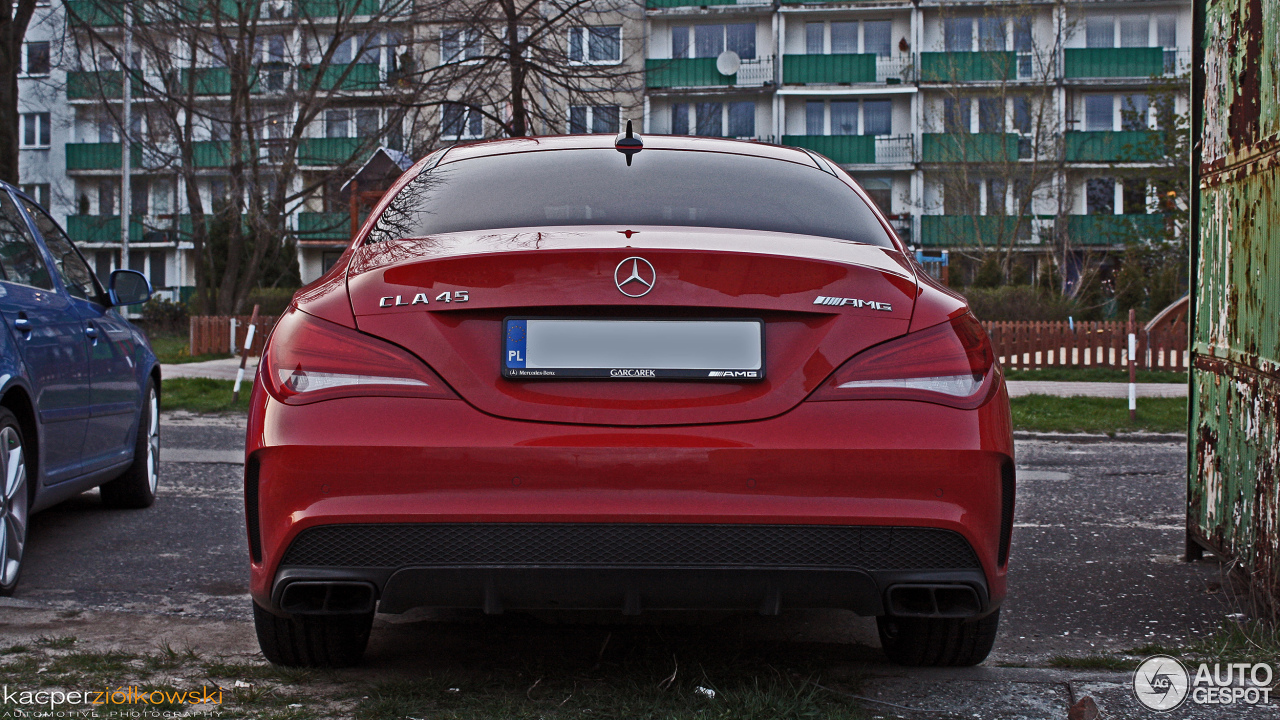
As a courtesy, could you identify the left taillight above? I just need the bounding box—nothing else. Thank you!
[261,307,455,405]
[809,312,997,408]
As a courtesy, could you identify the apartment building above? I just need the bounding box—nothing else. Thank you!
[642,0,1190,277]
[17,0,646,296]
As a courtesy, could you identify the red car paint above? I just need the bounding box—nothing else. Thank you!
[246,134,1014,617]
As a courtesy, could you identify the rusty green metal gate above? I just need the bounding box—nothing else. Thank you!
[1188,0,1280,609]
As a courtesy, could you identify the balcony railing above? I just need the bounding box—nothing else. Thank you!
[921,133,1018,163]
[875,135,914,163]
[1067,214,1168,244]
[66,143,142,171]
[1064,47,1161,79]
[646,57,773,88]
[1065,131,1166,162]
[66,215,145,243]
[920,52,1015,82]
[298,137,368,166]
[919,215,1044,247]
[298,62,381,91]
[297,212,352,239]
[781,135,874,163]
[66,70,146,100]
[783,54,875,84]
[65,0,122,26]
[647,0,769,6]
[296,0,379,16]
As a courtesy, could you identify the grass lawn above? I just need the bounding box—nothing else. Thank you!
[161,378,251,414]
[1011,395,1186,434]
[1003,367,1187,383]
[147,332,228,365]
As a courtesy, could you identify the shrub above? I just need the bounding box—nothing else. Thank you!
[140,298,189,334]
[962,285,1085,322]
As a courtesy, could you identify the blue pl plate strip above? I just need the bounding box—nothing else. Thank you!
[505,319,527,368]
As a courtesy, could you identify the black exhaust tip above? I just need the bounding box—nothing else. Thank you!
[280,581,376,615]
[885,584,981,618]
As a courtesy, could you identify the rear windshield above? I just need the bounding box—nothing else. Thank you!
[367,148,893,247]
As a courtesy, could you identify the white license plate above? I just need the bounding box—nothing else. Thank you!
[502,318,764,380]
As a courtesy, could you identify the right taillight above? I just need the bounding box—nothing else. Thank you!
[809,313,997,408]
[260,307,456,405]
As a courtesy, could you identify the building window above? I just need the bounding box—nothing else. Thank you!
[568,26,621,64]
[1085,16,1115,48]
[861,178,893,214]
[149,250,167,287]
[325,109,350,138]
[1087,177,1116,214]
[978,97,1003,133]
[568,105,619,134]
[671,103,689,134]
[978,18,1006,51]
[1120,94,1149,130]
[442,103,483,139]
[22,42,50,76]
[806,100,892,136]
[727,101,754,137]
[1122,180,1148,214]
[671,23,755,60]
[441,28,483,64]
[831,101,858,135]
[1084,95,1114,131]
[943,97,972,133]
[944,18,973,52]
[20,113,50,148]
[806,21,892,56]
[19,184,50,208]
[322,251,343,273]
[695,102,722,136]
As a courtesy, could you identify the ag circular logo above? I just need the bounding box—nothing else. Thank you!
[1134,655,1190,711]
[614,257,656,297]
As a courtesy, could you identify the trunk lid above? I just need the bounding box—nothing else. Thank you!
[347,227,918,426]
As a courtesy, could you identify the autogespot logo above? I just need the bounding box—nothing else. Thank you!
[1134,655,1191,711]
[1134,655,1275,711]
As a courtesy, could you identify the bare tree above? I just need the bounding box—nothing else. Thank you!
[413,0,645,138]
[0,0,40,183]
[68,0,433,313]
[922,3,1066,286]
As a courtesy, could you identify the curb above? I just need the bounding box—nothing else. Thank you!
[1015,431,1187,443]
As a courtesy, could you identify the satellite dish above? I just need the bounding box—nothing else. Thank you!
[716,50,741,76]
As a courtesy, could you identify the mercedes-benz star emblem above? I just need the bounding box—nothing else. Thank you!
[614,257,656,297]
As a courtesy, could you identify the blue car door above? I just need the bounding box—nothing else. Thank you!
[19,200,141,473]
[0,190,91,483]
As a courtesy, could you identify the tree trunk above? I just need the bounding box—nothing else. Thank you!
[0,0,37,184]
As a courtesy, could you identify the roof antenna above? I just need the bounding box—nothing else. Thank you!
[615,120,643,166]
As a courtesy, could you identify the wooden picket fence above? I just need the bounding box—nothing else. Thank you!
[983,320,1189,371]
[189,315,279,357]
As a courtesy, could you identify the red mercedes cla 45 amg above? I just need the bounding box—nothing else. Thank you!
[246,133,1014,668]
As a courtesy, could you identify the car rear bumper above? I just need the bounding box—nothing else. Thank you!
[246,379,1014,617]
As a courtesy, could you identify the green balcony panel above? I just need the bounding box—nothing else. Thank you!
[65,143,142,171]
[298,63,380,91]
[648,0,737,6]
[66,216,144,243]
[920,52,1015,82]
[297,0,379,16]
[297,212,352,239]
[1064,47,1164,79]
[1065,131,1165,162]
[66,71,144,100]
[1067,214,1167,244]
[299,137,369,166]
[920,215,1037,247]
[646,58,733,88]
[921,133,1018,162]
[782,54,875,84]
[781,135,874,164]
[191,141,232,168]
[66,0,123,26]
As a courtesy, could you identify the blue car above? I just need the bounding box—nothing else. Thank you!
[0,182,159,596]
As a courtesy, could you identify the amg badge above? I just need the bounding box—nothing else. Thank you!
[814,296,893,311]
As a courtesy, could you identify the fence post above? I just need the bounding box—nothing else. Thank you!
[1128,309,1137,421]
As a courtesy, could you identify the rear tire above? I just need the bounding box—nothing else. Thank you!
[253,601,373,667]
[877,609,1001,667]
[100,379,159,509]
[0,409,30,597]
